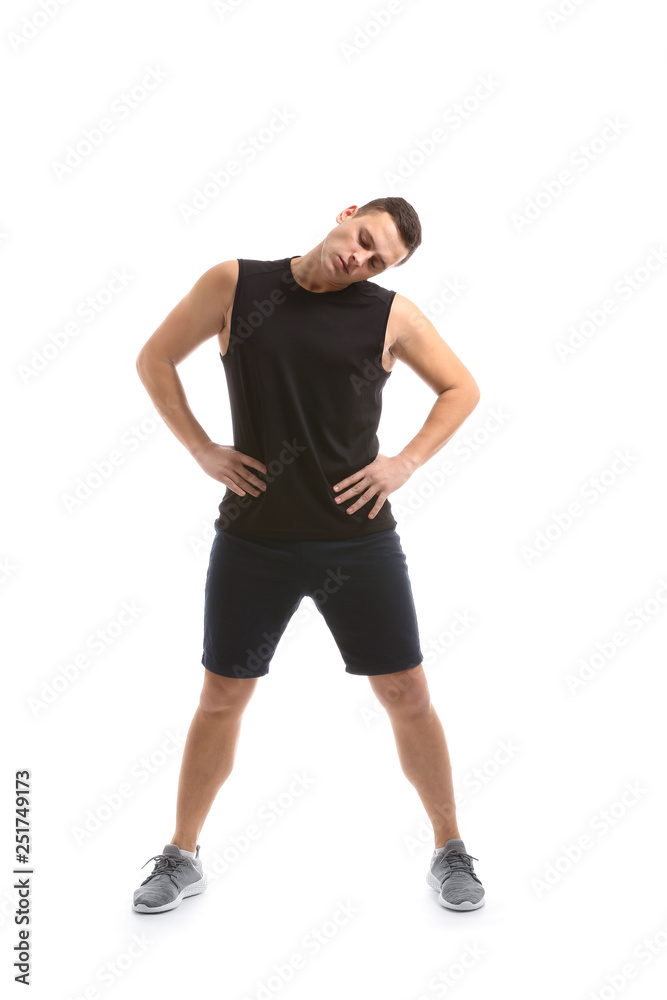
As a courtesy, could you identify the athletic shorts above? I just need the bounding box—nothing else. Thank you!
[201,525,424,678]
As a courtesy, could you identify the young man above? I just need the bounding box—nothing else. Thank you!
[132,197,485,913]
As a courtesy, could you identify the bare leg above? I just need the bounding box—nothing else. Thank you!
[170,670,259,852]
[368,664,460,848]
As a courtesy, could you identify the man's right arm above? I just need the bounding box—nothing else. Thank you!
[135,260,267,497]
[136,261,234,461]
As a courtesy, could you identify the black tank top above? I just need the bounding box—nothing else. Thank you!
[215,256,398,540]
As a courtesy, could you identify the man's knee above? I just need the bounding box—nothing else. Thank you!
[369,663,430,714]
[199,669,258,713]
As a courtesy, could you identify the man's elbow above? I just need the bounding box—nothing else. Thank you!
[135,346,163,383]
[135,348,151,382]
[462,378,481,411]
[136,346,168,374]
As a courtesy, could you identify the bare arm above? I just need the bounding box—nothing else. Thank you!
[135,260,267,497]
[389,293,481,472]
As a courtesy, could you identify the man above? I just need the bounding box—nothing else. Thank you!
[132,196,485,914]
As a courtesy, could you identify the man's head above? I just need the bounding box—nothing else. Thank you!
[316,197,422,286]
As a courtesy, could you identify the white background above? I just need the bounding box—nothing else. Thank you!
[2,0,667,997]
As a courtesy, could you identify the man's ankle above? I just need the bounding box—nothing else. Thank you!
[170,836,198,853]
[434,834,461,850]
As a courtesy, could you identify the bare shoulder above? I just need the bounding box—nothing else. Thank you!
[182,258,240,324]
[386,292,437,349]
[386,292,480,396]
[205,259,240,328]
[137,259,240,367]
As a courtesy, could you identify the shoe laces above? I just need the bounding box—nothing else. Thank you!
[440,850,482,885]
[139,852,191,888]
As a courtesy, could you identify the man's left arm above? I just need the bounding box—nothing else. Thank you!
[332,293,481,519]
[389,293,480,472]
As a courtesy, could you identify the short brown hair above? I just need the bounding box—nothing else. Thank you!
[353,196,422,267]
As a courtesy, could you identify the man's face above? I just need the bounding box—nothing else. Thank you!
[321,207,409,284]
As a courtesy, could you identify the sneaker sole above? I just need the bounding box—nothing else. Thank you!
[426,870,485,910]
[133,873,209,913]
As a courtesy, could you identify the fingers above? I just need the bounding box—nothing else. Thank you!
[344,488,377,514]
[240,476,266,497]
[335,479,377,514]
[333,469,364,492]
[239,463,267,494]
[238,452,267,475]
[232,451,268,496]
[226,464,267,498]
[222,476,246,497]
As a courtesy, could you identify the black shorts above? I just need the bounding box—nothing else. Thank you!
[201,525,424,678]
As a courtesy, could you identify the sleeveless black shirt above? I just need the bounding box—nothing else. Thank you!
[214,256,398,540]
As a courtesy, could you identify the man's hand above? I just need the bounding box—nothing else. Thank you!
[332,453,415,519]
[194,442,267,497]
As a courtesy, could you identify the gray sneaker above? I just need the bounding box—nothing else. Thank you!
[426,838,485,910]
[133,843,209,913]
